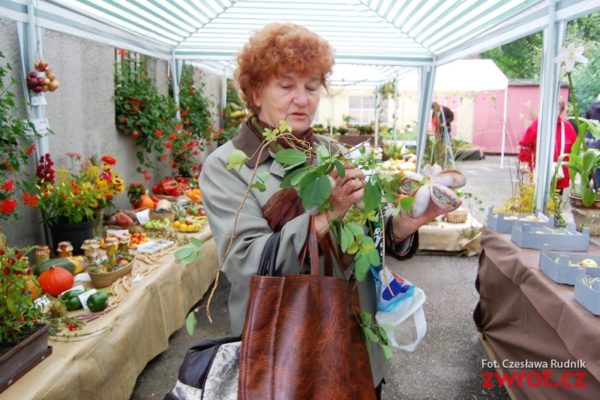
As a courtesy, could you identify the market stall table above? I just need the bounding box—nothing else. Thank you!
[475,227,600,400]
[1,228,218,400]
[418,213,482,255]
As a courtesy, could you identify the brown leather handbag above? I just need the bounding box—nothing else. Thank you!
[238,218,376,400]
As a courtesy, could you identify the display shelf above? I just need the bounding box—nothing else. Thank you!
[486,208,553,234]
[539,251,600,285]
[574,268,600,316]
[511,223,589,251]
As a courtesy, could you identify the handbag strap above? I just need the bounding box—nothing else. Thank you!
[257,231,282,276]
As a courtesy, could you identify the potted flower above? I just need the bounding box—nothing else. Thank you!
[0,245,50,392]
[24,153,125,252]
[555,44,600,234]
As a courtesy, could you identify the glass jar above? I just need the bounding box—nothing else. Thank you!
[57,241,73,257]
[35,245,51,266]
[118,235,131,256]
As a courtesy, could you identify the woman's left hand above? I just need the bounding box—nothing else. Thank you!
[390,197,462,243]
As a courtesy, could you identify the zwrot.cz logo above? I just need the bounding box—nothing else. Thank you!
[481,359,587,390]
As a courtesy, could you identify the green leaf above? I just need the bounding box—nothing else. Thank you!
[226,149,247,170]
[381,344,393,360]
[175,245,194,261]
[316,144,330,163]
[364,179,382,213]
[262,128,278,141]
[281,168,306,189]
[185,312,197,335]
[378,325,390,343]
[347,241,359,255]
[251,181,266,192]
[583,187,596,207]
[400,196,414,211]
[299,175,332,209]
[363,326,379,343]
[359,311,372,327]
[182,252,200,265]
[355,254,371,281]
[278,120,292,133]
[367,249,381,267]
[334,159,346,179]
[188,238,203,247]
[346,221,365,237]
[274,148,307,167]
[340,225,353,252]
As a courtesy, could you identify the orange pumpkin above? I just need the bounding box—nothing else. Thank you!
[38,266,74,297]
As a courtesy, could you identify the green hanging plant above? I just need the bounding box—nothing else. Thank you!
[114,52,177,176]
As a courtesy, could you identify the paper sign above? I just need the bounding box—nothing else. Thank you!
[34,295,51,309]
[78,288,97,311]
[74,273,92,283]
[135,208,151,224]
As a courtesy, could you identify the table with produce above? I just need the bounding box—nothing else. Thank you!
[1,181,219,400]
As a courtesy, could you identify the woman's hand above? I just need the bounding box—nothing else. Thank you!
[391,197,462,243]
[314,163,365,237]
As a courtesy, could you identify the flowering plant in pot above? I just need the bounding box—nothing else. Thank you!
[25,153,125,251]
[0,245,50,392]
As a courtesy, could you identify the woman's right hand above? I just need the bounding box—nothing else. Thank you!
[326,163,366,221]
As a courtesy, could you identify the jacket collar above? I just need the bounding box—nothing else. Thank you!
[232,121,269,168]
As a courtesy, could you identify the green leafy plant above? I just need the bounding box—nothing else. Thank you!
[0,51,39,221]
[555,44,600,206]
[114,52,177,174]
[0,246,43,346]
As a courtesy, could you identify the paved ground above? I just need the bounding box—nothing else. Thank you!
[131,156,523,400]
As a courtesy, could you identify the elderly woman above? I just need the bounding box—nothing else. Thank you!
[200,23,448,398]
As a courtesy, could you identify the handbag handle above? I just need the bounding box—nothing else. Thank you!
[257,231,282,276]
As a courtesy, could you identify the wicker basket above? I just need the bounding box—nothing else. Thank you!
[89,261,133,288]
[150,210,175,222]
[445,208,468,224]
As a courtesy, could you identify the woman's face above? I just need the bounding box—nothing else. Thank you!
[254,74,321,133]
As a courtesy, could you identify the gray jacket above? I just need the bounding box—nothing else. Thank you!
[200,123,414,386]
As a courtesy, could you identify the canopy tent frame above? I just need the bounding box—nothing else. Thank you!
[2,0,600,212]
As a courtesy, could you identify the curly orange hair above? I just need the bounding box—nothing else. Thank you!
[235,23,335,115]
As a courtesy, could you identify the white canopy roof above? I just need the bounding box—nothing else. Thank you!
[2,0,599,83]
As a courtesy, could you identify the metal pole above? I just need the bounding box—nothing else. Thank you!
[170,55,182,120]
[220,75,227,130]
[534,0,566,213]
[393,73,399,144]
[500,87,509,168]
[416,65,437,171]
[374,90,380,149]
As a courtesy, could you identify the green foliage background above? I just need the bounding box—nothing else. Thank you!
[481,12,600,115]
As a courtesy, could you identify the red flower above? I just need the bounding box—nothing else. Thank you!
[154,129,164,138]
[22,192,39,208]
[160,154,168,161]
[165,141,173,150]
[117,49,128,56]
[26,143,36,155]
[175,123,183,132]
[67,322,78,331]
[1,179,15,192]
[142,170,152,182]
[180,109,189,117]
[171,162,178,169]
[168,133,177,141]
[0,198,17,214]
[101,155,117,165]
[206,126,212,132]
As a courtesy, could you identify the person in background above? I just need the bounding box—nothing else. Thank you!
[584,98,600,188]
[431,101,454,138]
[518,98,577,192]
[199,23,455,399]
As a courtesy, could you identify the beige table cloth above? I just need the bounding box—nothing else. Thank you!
[1,229,218,400]
[418,213,483,255]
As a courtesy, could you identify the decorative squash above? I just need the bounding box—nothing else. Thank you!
[24,276,40,300]
[138,194,156,210]
[38,266,74,297]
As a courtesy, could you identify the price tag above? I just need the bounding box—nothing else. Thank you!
[135,208,151,224]
[78,288,97,311]
[34,295,51,309]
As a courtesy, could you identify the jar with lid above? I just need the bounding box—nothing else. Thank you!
[57,241,73,257]
[35,245,51,266]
